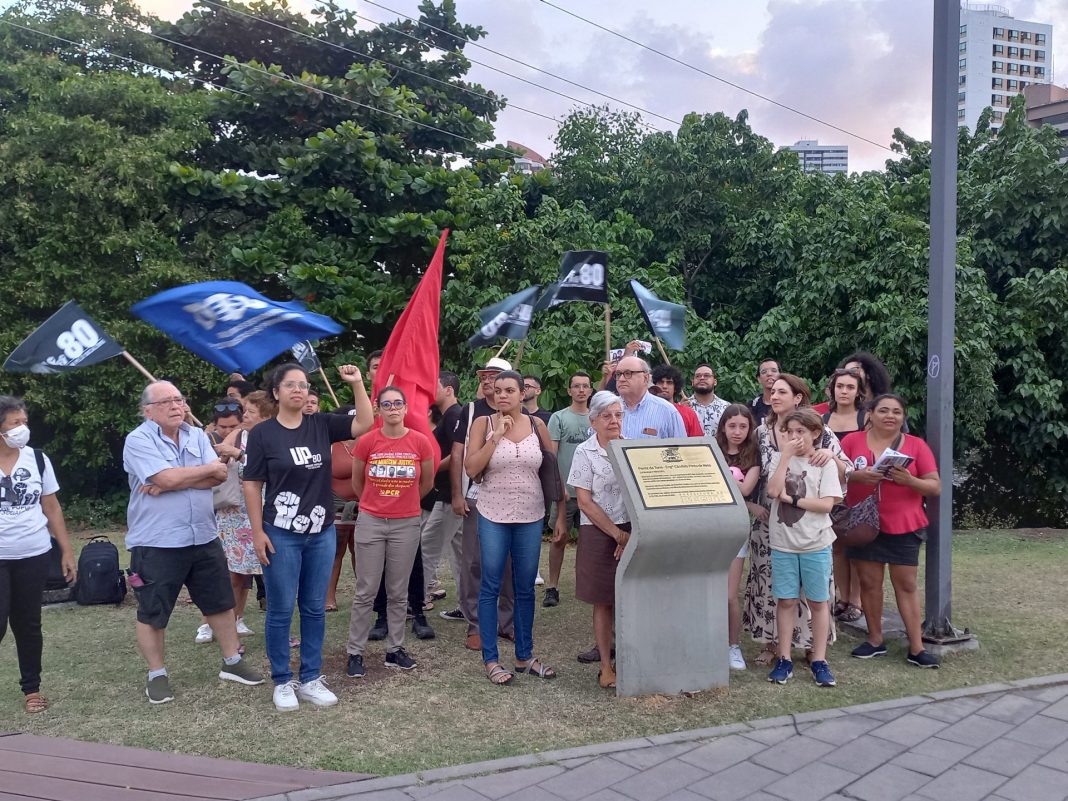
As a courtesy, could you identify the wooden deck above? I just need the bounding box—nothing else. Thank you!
[0,732,370,800]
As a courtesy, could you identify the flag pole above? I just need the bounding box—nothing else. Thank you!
[654,337,672,366]
[603,305,612,363]
[121,351,204,427]
[318,367,340,407]
[514,340,526,368]
[494,340,512,359]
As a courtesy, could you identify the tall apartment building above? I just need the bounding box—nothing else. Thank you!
[783,140,849,174]
[958,3,1053,135]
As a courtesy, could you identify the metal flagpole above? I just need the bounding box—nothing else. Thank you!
[923,0,972,649]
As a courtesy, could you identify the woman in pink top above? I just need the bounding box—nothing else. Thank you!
[466,371,566,685]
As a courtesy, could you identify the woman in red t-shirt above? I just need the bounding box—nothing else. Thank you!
[840,394,941,668]
[344,387,434,677]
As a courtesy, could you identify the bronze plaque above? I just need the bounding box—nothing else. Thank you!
[622,443,734,509]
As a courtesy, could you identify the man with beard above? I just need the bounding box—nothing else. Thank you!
[688,363,731,436]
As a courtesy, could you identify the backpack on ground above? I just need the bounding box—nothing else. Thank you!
[74,536,127,606]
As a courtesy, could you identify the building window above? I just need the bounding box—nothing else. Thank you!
[1008,47,1019,57]
[1036,67,1046,77]
[991,94,1002,106]
[960,75,967,86]
[1036,33,1046,45]
[993,44,1005,55]
[1037,50,1046,61]
[1007,79,1017,90]
[1008,63,1019,74]
[1021,48,1031,59]
[992,61,1004,72]
[959,41,967,53]
[957,109,966,120]
[993,111,1004,121]
[1020,31,1031,42]
[1019,81,1028,90]
[991,126,999,135]
[1008,29,1019,41]
[993,27,1005,37]
[1020,65,1031,75]
[959,58,967,70]
[960,24,967,37]
[959,91,966,103]
[992,78,1004,89]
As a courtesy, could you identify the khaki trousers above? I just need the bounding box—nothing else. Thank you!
[347,512,421,655]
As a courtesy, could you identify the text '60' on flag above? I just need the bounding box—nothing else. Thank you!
[630,280,686,351]
[3,301,124,374]
[131,282,343,374]
[468,286,541,348]
[554,250,609,304]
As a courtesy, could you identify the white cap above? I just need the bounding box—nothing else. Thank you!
[480,357,512,372]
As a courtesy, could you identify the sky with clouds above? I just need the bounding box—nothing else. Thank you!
[60,1,1068,171]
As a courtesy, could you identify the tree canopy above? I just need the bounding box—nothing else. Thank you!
[1,0,1066,524]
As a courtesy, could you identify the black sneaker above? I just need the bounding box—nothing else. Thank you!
[439,607,464,621]
[851,641,888,659]
[543,587,560,608]
[145,674,175,704]
[346,654,365,678]
[412,615,436,640]
[368,617,388,641]
[907,650,941,669]
[385,647,417,671]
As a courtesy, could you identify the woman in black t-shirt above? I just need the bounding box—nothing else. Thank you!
[242,363,373,712]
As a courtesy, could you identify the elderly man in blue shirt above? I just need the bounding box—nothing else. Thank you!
[124,381,264,704]
[613,356,687,440]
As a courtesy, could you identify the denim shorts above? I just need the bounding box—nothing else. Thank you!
[770,546,832,602]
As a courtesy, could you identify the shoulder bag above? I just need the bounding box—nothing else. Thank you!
[832,432,902,547]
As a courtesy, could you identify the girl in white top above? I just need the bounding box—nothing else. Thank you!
[0,396,76,714]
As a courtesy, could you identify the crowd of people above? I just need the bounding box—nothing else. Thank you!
[0,344,943,712]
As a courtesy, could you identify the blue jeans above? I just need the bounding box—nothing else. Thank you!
[260,522,335,685]
[477,514,542,665]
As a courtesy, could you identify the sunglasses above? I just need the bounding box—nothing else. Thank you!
[214,402,242,413]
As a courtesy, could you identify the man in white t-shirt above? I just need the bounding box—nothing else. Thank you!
[688,363,730,436]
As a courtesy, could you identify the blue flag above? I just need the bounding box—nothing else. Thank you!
[630,280,686,351]
[468,286,541,348]
[131,282,343,374]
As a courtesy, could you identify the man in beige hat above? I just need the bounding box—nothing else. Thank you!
[446,357,516,650]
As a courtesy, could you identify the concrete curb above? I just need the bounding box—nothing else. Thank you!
[263,672,1068,800]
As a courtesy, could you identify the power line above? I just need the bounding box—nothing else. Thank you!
[344,0,680,128]
[80,10,525,161]
[537,0,895,152]
[196,0,563,125]
[0,16,253,99]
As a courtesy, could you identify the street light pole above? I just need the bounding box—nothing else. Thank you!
[924,0,971,647]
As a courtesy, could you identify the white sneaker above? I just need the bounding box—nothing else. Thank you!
[534,573,545,586]
[296,676,338,707]
[729,644,747,671]
[273,681,300,712]
[195,623,213,644]
[235,617,253,637]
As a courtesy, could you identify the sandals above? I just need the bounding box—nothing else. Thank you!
[24,693,49,714]
[598,667,617,689]
[514,657,557,679]
[832,600,849,618]
[325,603,338,612]
[486,664,514,685]
[755,646,777,666]
[838,603,863,622]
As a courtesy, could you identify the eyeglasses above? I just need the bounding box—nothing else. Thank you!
[379,400,406,410]
[214,402,241,413]
[758,367,780,376]
[147,396,186,407]
[615,369,649,381]
[523,383,540,390]
[694,372,715,379]
[280,380,310,390]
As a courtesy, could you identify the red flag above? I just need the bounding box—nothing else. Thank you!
[371,230,448,467]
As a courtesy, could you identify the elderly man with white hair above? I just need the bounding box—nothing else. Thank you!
[123,380,264,705]
[612,356,687,440]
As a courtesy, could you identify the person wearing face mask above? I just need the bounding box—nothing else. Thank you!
[0,396,76,714]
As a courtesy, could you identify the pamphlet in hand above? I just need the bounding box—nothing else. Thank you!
[872,449,914,475]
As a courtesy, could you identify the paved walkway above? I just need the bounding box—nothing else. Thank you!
[251,673,1068,801]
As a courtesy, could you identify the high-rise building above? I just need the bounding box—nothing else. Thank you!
[958,3,1053,136]
[782,140,849,174]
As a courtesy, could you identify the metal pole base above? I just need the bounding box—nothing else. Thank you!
[923,619,981,656]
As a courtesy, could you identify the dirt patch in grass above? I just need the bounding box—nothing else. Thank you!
[2,528,1066,775]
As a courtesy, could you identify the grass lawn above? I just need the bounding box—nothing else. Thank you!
[2,528,1066,776]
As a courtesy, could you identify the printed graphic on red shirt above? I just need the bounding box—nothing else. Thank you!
[365,450,420,498]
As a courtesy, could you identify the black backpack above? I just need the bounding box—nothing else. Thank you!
[74,536,127,606]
